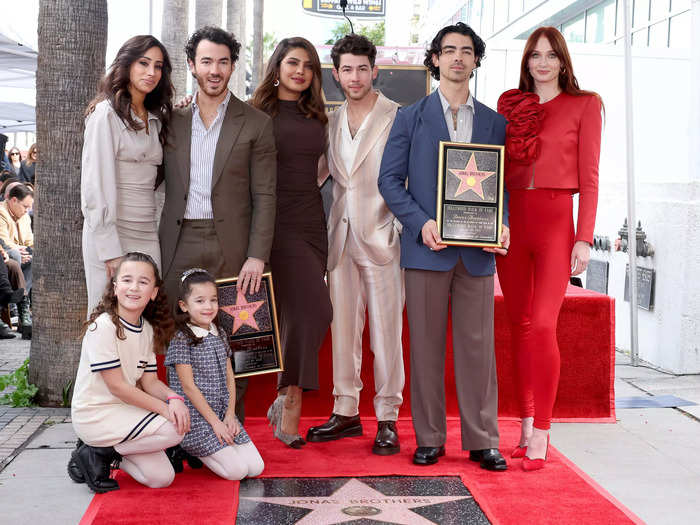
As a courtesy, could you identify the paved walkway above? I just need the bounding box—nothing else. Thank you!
[1,338,699,524]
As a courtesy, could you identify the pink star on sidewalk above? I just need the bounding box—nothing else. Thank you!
[448,152,495,200]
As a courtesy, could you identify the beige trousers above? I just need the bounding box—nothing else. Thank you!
[328,227,404,421]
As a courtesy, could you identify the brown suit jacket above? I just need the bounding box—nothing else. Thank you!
[323,92,400,271]
[159,94,277,277]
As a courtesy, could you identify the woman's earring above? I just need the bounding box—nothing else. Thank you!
[273,79,280,87]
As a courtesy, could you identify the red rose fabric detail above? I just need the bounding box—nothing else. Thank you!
[497,89,544,165]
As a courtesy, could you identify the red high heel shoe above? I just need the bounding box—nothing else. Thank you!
[522,436,549,471]
[511,445,527,459]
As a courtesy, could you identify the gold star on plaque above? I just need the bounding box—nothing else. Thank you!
[449,152,495,200]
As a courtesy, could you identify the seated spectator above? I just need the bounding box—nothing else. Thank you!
[0,134,9,172]
[19,144,37,185]
[0,246,28,339]
[0,171,14,185]
[7,147,22,177]
[0,185,33,305]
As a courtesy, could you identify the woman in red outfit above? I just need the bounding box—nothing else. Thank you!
[496,27,602,471]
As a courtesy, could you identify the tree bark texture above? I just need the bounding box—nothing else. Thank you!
[195,0,223,28]
[226,0,246,98]
[161,0,189,99]
[30,0,108,404]
[251,0,264,92]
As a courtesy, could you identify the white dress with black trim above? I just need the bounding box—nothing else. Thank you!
[71,312,168,447]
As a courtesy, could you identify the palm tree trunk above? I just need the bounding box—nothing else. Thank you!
[195,0,223,28]
[251,0,264,92]
[161,0,189,100]
[226,0,246,98]
[30,0,108,405]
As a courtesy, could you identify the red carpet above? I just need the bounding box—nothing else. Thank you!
[81,418,641,525]
[157,281,615,421]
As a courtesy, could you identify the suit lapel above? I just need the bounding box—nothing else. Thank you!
[176,109,193,191]
[329,103,349,181]
[211,96,245,190]
[471,98,492,144]
[420,90,450,146]
[349,93,393,176]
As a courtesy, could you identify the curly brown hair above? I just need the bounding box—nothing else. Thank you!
[83,252,174,354]
[250,37,328,124]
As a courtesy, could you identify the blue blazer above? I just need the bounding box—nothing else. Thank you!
[378,90,508,275]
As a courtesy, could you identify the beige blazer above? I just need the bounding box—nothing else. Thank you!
[0,201,33,250]
[323,92,400,271]
[159,95,277,277]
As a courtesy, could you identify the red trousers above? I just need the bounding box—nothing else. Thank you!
[496,189,574,430]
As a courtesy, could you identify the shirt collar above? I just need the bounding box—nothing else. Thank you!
[192,90,232,115]
[437,87,474,116]
[188,323,220,338]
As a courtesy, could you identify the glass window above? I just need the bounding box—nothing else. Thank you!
[562,12,586,43]
[494,2,508,30]
[586,0,616,43]
[670,0,690,11]
[650,0,670,20]
[668,10,691,47]
[647,20,669,46]
[634,0,650,27]
[632,28,648,46]
[509,0,523,20]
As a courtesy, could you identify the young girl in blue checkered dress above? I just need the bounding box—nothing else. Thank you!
[164,268,264,480]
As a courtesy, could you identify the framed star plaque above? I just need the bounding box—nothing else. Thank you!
[216,273,284,378]
[436,141,505,247]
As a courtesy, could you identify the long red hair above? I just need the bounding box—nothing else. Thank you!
[519,27,601,104]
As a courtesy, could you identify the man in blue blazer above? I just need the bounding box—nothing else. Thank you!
[378,22,510,471]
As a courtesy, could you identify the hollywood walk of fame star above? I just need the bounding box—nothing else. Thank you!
[448,152,495,200]
[220,290,264,334]
[241,477,472,525]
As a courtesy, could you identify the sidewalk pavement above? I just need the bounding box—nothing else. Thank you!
[1,338,699,524]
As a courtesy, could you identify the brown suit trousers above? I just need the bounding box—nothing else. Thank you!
[405,260,499,450]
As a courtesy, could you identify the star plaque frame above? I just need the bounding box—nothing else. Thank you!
[216,273,283,378]
[436,141,505,247]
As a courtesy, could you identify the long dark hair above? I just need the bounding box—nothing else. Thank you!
[250,37,328,124]
[173,268,226,347]
[86,35,173,145]
[519,27,601,104]
[84,252,174,354]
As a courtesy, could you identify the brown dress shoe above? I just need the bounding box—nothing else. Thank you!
[306,413,362,442]
[373,421,400,455]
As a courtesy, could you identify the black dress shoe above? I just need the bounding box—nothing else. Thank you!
[67,439,85,483]
[74,444,121,493]
[306,413,362,443]
[469,448,507,471]
[373,421,400,456]
[413,445,445,465]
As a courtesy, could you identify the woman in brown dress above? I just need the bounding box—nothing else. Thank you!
[251,37,332,448]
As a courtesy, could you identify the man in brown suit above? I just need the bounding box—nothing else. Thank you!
[159,27,276,418]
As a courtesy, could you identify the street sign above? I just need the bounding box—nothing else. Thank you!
[302,0,386,18]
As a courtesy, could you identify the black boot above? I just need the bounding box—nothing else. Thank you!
[74,443,121,493]
[16,295,31,340]
[166,445,203,473]
[0,319,15,339]
[67,439,85,483]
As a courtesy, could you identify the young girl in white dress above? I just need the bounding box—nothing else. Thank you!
[165,268,264,480]
[69,252,190,493]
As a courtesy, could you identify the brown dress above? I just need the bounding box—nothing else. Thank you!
[270,100,332,391]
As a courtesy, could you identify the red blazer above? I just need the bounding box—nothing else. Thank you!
[502,92,602,244]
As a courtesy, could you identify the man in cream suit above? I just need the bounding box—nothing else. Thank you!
[306,35,404,455]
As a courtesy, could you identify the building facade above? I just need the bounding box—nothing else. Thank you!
[414,0,699,373]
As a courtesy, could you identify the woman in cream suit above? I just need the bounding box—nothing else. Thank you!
[81,35,173,313]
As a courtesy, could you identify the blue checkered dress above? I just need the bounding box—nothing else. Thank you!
[165,329,251,457]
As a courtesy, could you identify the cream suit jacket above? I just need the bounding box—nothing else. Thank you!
[324,92,400,271]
